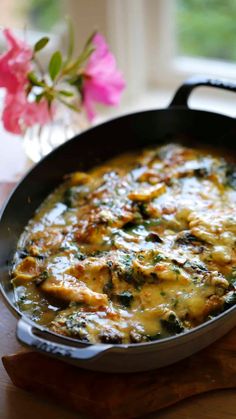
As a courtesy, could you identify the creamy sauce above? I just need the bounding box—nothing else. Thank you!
[12,143,236,344]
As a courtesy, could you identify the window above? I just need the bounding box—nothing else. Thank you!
[64,0,236,115]
[0,0,63,33]
[1,0,235,97]
[0,0,235,107]
[177,0,236,61]
[147,0,236,88]
[0,0,64,65]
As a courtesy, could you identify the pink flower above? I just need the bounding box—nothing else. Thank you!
[82,33,125,121]
[0,29,32,94]
[0,29,51,134]
[2,91,52,134]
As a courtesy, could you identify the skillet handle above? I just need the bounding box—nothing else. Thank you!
[17,317,112,361]
[169,76,236,108]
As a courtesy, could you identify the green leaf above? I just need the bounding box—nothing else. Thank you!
[58,89,74,97]
[59,98,80,113]
[67,45,95,76]
[49,51,62,81]
[78,45,95,65]
[27,71,45,87]
[68,75,83,91]
[35,93,44,103]
[84,30,96,49]
[34,37,49,53]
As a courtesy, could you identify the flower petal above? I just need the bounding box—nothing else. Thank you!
[0,29,32,94]
[2,91,52,134]
[2,92,24,134]
[82,33,125,121]
[24,100,52,127]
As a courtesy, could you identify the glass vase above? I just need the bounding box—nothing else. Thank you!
[23,106,89,163]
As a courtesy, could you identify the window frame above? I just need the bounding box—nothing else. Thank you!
[145,0,236,88]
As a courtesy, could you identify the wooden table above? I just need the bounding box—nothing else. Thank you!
[0,182,235,419]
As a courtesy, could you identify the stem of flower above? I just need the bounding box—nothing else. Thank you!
[32,54,45,79]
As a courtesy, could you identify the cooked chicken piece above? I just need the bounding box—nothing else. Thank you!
[128,183,166,202]
[68,257,111,293]
[40,275,108,306]
[188,209,236,246]
[26,228,63,256]
[66,171,91,186]
[75,204,134,244]
[12,256,41,285]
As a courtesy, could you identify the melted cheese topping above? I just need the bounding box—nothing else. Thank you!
[12,143,236,344]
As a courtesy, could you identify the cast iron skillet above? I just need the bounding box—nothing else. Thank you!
[1,76,236,373]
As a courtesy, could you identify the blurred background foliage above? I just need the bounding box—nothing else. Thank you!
[2,0,236,63]
[29,0,236,63]
[24,0,62,31]
[177,0,236,61]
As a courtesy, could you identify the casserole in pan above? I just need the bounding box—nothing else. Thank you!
[0,76,236,372]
